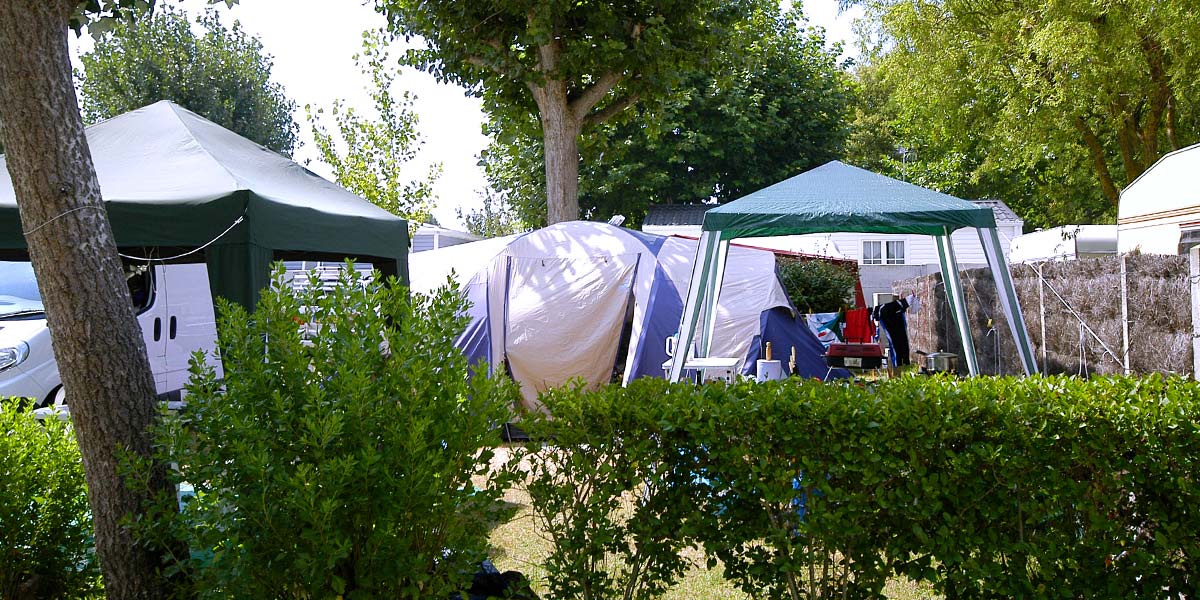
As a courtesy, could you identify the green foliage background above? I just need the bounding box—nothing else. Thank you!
[844,0,1200,228]
[378,0,770,224]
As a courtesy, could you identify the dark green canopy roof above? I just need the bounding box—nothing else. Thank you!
[0,101,408,309]
[703,161,996,239]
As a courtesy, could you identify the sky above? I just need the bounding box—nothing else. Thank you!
[70,0,864,229]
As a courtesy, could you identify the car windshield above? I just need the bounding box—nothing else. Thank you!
[0,261,43,318]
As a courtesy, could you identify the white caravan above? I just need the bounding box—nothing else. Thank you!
[0,261,221,410]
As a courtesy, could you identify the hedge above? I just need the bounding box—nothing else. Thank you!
[515,375,1200,599]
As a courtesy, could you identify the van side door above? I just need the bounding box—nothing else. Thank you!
[160,263,220,394]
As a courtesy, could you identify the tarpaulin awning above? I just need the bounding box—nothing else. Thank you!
[0,101,408,310]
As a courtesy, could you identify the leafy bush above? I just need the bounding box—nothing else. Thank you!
[524,375,1200,599]
[137,266,519,598]
[516,380,705,600]
[0,399,99,599]
[775,257,858,313]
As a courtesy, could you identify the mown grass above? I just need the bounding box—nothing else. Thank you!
[486,474,940,600]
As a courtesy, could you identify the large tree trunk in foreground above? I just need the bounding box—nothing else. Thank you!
[0,2,171,598]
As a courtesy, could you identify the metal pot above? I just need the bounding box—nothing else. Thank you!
[925,351,959,374]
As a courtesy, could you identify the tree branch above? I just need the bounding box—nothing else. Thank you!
[1139,32,1173,158]
[1073,116,1120,206]
[570,71,624,120]
[582,92,639,129]
[466,39,510,76]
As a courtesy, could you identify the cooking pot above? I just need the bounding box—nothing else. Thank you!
[925,351,959,374]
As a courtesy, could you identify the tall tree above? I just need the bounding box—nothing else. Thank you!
[481,5,851,227]
[0,1,176,598]
[842,63,1094,229]
[377,0,765,224]
[79,5,298,155]
[307,30,440,223]
[854,0,1200,219]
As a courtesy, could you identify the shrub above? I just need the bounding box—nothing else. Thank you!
[775,257,858,313]
[516,379,706,600]
[137,266,519,598]
[524,375,1200,599]
[686,380,895,599]
[0,399,99,599]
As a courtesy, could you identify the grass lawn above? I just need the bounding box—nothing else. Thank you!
[484,450,940,600]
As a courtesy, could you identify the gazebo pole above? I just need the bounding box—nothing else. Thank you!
[978,227,1039,374]
[670,231,722,382]
[935,231,980,375]
[697,239,731,358]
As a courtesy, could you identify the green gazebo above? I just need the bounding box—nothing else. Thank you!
[668,161,1037,379]
[0,101,408,311]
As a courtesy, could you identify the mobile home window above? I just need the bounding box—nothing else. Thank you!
[861,240,905,265]
[862,241,882,264]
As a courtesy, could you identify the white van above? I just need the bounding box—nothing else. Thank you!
[0,261,222,410]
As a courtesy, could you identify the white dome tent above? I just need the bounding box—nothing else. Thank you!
[409,221,835,409]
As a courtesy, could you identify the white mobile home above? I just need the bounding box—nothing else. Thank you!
[1118,143,1200,255]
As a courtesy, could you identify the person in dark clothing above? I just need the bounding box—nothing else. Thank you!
[873,298,911,366]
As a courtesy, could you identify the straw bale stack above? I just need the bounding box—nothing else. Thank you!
[893,254,1190,376]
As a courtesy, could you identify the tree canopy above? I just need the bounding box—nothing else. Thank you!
[376,0,765,224]
[842,64,1088,229]
[78,5,298,155]
[480,5,851,228]
[849,0,1200,225]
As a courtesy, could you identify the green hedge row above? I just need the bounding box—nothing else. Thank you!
[515,375,1200,599]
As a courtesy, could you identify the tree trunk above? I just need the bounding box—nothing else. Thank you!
[536,80,582,224]
[1073,116,1121,207]
[0,2,172,599]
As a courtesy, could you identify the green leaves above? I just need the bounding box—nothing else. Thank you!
[524,374,1200,599]
[848,0,1200,226]
[307,30,440,224]
[776,257,859,313]
[77,4,299,156]
[0,399,100,599]
[134,264,519,598]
